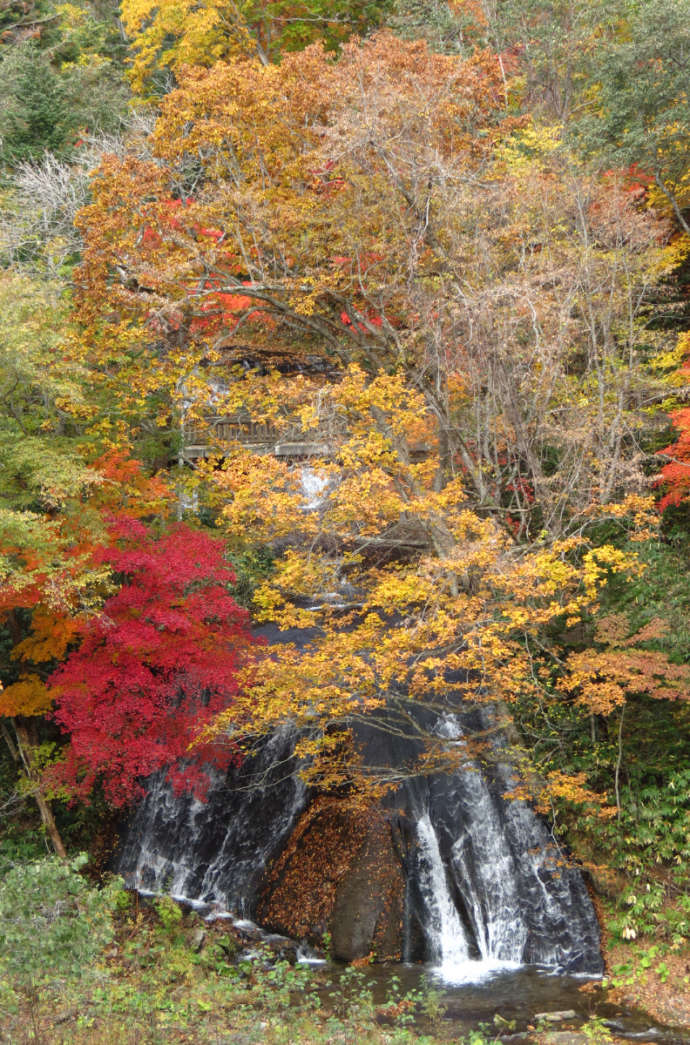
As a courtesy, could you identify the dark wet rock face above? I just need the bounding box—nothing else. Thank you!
[116,725,307,916]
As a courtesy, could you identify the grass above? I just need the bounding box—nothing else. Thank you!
[2,866,687,1045]
[0,894,455,1045]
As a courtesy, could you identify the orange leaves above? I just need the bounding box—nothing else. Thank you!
[562,613,690,715]
[67,33,527,479]
[324,33,505,149]
[90,451,171,519]
[0,675,51,717]
[102,34,506,328]
[12,609,80,666]
[563,647,690,714]
[0,607,81,719]
[535,771,617,820]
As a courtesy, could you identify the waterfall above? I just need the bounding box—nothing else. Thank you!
[415,813,473,969]
[117,725,307,915]
[405,708,603,979]
[299,465,330,511]
[117,641,603,979]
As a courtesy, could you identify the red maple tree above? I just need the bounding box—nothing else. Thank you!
[48,516,256,807]
[657,406,690,512]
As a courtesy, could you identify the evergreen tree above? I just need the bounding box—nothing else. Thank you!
[0,45,73,166]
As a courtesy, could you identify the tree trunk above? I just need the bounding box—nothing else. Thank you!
[13,719,67,859]
[1,718,20,761]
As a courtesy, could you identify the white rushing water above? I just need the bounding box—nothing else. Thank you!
[415,814,472,965]
[409,711,601,983]
[300,466,330,511]
[118,683,603,981]
[415,811,521,984]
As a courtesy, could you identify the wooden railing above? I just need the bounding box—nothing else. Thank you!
[180,414,331,461]
[180,413,430,464]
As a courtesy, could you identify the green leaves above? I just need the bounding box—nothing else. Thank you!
[0,44,73,167]
[0,0,129,173]
[0,853,121,994]
[0,271,101,599]
[572,0,690,227]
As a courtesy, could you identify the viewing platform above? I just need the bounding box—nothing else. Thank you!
[179,414,332,463]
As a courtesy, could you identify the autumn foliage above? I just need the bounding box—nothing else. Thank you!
[47,517,255,807]
[656,334,690,511]
[1,6,688,864]
[71,33,512,436]
[54,30,688,815]
[1,449,256,807]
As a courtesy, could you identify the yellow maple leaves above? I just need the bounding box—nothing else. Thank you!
[197,363,664,789]
[58,22,687,808]
[121,0,255,96]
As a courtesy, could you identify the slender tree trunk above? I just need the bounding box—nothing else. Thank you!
[614,707,625,824]
[1,718,20,761]
[13,719,67,859]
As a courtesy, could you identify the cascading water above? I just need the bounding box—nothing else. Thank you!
[435,714,526,962]
[299,465,330,511]
[117,725,307,915]
[117,632,603,978]
[414,813,474,969]
[402,707,603,979]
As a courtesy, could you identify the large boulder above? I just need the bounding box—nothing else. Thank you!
[257,795,405,961]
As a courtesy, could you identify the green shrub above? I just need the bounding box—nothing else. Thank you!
[0,852,121,998]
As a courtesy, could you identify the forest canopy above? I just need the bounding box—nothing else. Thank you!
[0,0,688,938]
